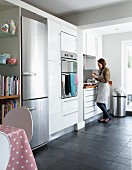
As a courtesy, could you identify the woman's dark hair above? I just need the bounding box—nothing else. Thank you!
[98,58,106,68]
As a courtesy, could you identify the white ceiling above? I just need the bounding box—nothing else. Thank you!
[20,0,132,35]
[90,22,132,35]
[21,0,130,16]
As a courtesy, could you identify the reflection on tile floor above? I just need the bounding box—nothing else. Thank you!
[33,116,132,170]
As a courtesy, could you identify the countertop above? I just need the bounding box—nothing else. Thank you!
[83,85,96,89]
[83,81,112,89]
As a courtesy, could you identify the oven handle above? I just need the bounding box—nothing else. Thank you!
[61,58,77,62]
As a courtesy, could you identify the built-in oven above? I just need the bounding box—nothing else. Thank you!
[61,51,78,99]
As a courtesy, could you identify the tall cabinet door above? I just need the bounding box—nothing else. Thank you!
[86,32,96,57]
[48,61,62,134]
[48,20,60,62]
[61,32,77,53]
[48,20,62,135]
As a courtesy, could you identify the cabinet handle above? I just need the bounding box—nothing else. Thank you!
[63,98,77,102]
[85,105,95,109]
[61,59,77,62]
[63,111,77,116]
[85,110,96,114]
[22,72,36,76]
[27,107,36,111]
[85,95,95,97]
[85,100,95,103]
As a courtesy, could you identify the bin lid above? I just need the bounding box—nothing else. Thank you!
[113,87,126,97]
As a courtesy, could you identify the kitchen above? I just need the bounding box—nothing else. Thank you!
[0,0,132,169]
[0,0,79,149]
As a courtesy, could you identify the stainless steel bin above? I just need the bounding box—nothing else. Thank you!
[112,88,127,117]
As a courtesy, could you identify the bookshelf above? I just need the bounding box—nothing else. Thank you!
[0,7,20,124]
[0,63,17,66]
[0,75,20,124]
[0,31,18,39]
[0,97,20,124]
[0,95,19,100]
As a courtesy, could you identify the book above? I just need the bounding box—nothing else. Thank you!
[1,104,4,124]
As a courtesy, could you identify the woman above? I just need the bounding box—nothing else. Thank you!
[92,58,111,123]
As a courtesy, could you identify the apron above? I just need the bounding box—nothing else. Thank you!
[96,69,110,104]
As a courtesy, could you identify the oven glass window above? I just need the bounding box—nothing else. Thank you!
[61,59,78,99]
[62,60,77,73]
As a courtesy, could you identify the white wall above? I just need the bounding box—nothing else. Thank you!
[103,32,132,92]
[62,1,132,29]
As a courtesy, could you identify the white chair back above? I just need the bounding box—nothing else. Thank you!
[4,107,33,142]
[0,131,10,170]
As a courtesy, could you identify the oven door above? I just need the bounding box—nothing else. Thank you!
[61,59,77,73]
[61,58,78,99]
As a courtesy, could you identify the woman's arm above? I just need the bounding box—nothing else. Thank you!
[98,67,110,83]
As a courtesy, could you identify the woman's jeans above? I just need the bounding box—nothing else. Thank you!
[97,102,110,119]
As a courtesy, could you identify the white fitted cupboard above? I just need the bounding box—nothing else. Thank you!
[84,87,111,120]
[83,30,102,58]
[83,30,102,70]
[48,19,78,135]
[48,20,62,135]
[48,20,61,62]
[84,88,97,120]
[62,97,78,129]
[48,61,62,135]
[61,32,77,53]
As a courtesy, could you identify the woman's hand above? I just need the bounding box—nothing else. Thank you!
[92,73,98,79]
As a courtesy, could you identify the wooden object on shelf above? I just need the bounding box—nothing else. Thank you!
[0,95,20,100]
[83,83,97,89]
[84,86,96,89]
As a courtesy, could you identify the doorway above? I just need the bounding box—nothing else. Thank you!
[122,40,132,110]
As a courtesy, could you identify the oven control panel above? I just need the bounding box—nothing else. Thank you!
[61,51,77,60]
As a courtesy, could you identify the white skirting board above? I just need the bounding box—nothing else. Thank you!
[49,126,74,141]
[74,121,85,130]
[49,114,103,142]
[85,113,103,124]
[49,121,85,141]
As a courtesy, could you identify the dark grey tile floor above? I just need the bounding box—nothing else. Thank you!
[33,116,132,170]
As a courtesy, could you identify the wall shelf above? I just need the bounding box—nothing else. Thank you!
[0,32,18,39]
[0,95,20,100]
[0,63,17,66]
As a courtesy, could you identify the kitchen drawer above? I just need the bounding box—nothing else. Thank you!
[62,111,78,129]
[84,89,96,97]
[62,98,78,115]
[84,100,95,108]
[84,95,96,102]
[84,111,94,120]
[84,105,96,114]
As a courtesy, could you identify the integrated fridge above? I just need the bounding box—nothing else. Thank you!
[21,16,49,149]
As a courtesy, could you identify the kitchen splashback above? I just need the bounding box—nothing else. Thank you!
[83,69,98,83]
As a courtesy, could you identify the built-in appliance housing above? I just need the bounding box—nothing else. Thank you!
[61,51,78,99]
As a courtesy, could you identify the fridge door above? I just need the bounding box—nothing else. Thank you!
[22,16,48,100]
[23,98,49,149]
